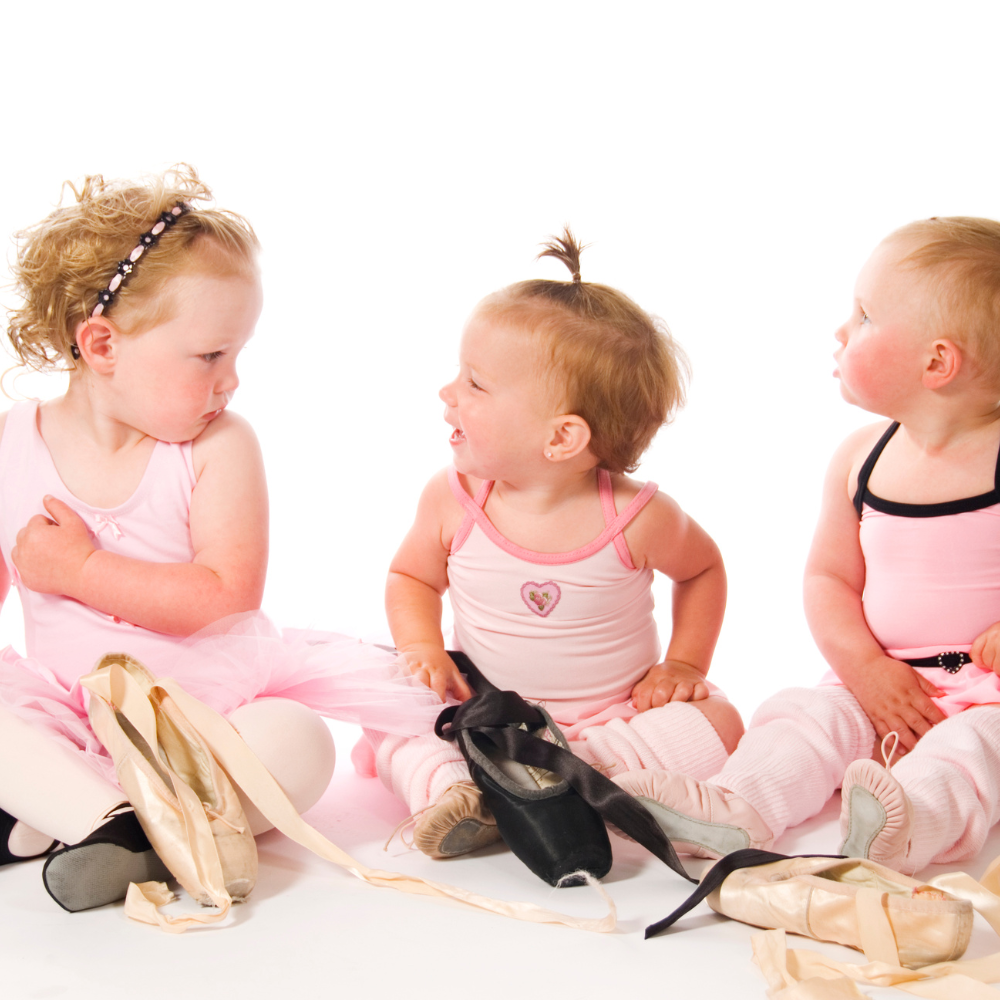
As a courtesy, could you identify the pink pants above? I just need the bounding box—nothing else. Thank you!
[714,686,1000,869]
[364,700,730,813]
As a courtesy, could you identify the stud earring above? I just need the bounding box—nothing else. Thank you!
[545,451,553,459]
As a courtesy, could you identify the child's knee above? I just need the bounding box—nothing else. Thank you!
[691,696,744,755]
[227,698,336,834]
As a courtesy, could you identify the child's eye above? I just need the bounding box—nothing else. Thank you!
[860,309,870,324]
[200,351,224,362]
[467,377,483,391]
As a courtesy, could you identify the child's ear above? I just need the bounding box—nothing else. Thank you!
[923,338,962,389]
[545,414,592,462]
[74,317,118,375]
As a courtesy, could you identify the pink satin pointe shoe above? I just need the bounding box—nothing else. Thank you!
[840,735,913,870]
[612,769,773,859]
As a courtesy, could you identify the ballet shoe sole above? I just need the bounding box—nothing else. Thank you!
[840,759,912,868]
[437,818,503,858]
[43,843,172,913]
[633,795,751,859]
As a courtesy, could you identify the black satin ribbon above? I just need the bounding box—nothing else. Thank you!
[436,652,696,885]
[644,849,845,939]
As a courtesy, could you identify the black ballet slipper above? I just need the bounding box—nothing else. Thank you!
[42,810,171,912]
[0,807,57,866]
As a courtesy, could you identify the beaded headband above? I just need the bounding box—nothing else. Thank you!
[90,203,188,319]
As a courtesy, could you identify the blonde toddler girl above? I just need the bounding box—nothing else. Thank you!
[361,231,744,858]
[0,166,442,910]
[616,217,1000,873]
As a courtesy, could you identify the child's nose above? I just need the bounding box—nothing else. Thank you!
[439,380,457,406]
[218,366,240,395]
[834,323,848,346]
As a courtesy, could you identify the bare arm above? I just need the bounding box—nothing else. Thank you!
[386,469,472,701]
[803,424,944,752]
[11,412,268,636]
[625,488,727,710]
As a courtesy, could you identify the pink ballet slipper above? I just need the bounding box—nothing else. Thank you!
[612,769,773,859]
[839,742,913,869]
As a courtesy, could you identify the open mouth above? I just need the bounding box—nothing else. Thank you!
[450,428,466,445]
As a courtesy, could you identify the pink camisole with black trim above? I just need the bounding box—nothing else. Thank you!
[446,467,661,730]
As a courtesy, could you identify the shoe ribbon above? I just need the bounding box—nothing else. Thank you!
[436,652,695,886]
[84,658,617,935]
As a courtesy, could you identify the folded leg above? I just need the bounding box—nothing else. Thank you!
[842,704,1000,872]
[572,700,732,780]
[615,686,874,857]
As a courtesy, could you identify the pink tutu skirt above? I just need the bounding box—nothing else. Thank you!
[0,612,445,785]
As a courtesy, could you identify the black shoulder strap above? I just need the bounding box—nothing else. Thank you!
[852,422,899,517]
[993,428,1000,495]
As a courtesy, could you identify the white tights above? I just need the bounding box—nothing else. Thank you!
[0,697,336,847]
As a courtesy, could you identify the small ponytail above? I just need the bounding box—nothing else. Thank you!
[536,226,586,283]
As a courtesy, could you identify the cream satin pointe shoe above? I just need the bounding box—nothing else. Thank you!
[612,769,773,859]
[840,734,913,869]
[83,653,257,908]
[649,850,973,968]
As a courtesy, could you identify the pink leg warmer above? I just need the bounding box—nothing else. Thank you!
[714,687,874,839]
[572,702,729,780]
[370,731,469,813]
[893,705,1000,871]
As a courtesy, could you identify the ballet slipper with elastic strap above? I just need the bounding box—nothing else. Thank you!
[83,654,618,935]
[840,733,913,869]
[410,782,501,859]
[612,769,774,859]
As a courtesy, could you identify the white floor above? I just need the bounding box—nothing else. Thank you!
[6,721,1000,1000]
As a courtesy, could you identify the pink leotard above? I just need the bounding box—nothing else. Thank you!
[0,401,444,783]
[0,401,194,687]
[447,467,664,730]
[823,421,1000,715]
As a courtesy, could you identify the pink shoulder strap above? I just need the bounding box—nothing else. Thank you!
[0,400,41,469]
[448,467,493,554]
[598,469,658,570]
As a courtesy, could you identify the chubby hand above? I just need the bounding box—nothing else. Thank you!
[631,659,709,712]
[846,656,945,755]
[11,496,94,596]
[399,643,473,703]
[971,622,1000,675]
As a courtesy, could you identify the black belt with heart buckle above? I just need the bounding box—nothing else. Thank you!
[902,651,972,674]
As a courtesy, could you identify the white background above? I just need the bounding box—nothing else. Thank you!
[9,2,992,721]
[4,4,1000,998]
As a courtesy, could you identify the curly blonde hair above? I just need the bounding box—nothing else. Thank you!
[479,228,688,474]
[6,164,259,372]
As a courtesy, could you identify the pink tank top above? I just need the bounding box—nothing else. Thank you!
[446,467,661,726]
[0,401,196,687]
[855,422,1000,658]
